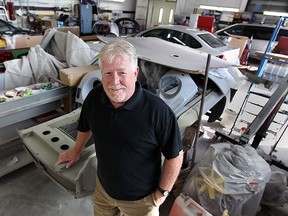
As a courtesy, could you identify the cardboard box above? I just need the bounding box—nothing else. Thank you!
[60,65,100,87]
[54,26,80,37]
[193,8,202,14]
[228,34,249,58]
[81,34,98,41]
[15,35,43,49]
[44,19,58,28]
[234,12,242,19]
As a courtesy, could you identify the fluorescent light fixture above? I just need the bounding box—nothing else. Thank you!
[169,9,174,23]
[199,5,239,12]
[107,0,125,2]
[158,8,163,23]
[263,11,288,17]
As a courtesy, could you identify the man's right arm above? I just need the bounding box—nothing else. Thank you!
[55,130,92,168]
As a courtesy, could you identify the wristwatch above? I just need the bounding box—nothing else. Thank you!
[158,186,170,197]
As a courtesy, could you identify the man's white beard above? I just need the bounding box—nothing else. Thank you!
[108,85,127,103]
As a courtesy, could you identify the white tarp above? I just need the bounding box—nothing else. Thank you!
[4,29,96,90]
[41,29,96,68]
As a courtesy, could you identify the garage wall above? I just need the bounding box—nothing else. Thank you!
[99,0,136,12]
[175,0,249,16]
[146,0,177,28]
[12,0,77,8]
[12,0,136,13]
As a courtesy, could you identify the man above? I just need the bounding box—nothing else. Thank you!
[55,40,183,216]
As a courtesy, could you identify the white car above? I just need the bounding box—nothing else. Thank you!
[214,23,288,59]
[136,25,240,64]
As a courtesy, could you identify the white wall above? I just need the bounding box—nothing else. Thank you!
[99,0,136,12]
[175,0,249,16]
[12,0,78,8]
[12,0,136,14]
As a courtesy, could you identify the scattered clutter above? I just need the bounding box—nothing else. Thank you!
[0,1,287,216]
[169,192,212,216]
[3,29,96,90]
[59,65,100,87]
[182,143,271,216]
[0,82,59,103]
[261,171,288,207]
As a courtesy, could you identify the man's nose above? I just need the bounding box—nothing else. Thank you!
[111,73,120,84]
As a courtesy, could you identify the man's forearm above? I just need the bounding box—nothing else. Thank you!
[159,150,184,191]
[73,130,92,154]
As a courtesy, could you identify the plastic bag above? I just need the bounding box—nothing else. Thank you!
[261,170,288,206]
[183,143,271,216]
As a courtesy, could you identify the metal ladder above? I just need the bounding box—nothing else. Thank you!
[218,16,288,149]
[238,16,288,147]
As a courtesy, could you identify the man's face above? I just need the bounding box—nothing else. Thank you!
[101,55,138,108]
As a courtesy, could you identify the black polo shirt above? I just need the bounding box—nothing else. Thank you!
[78,81,182,201]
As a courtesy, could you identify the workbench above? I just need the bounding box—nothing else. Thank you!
[0,84,71,177]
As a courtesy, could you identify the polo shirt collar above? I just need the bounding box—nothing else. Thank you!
[100,81,143,111]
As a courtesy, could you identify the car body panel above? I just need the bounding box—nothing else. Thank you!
[18,108,97,198]
[97,36,237,73]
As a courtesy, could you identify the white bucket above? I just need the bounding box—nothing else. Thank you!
[220,109,237,128]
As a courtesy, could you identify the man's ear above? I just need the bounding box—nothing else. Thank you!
[135,66,139,77]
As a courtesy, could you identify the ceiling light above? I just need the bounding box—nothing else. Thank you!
[199,5,239,12]
[107,0,125,2]
[263,11,288,17]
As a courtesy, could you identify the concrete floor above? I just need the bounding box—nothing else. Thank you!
[1,132,288,216]
[1,80,288,216]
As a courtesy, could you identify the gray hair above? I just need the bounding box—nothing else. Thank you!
[98,40,138,69]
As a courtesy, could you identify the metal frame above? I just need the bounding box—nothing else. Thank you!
[239,74,288,145]
[216,16,288,151]
[256,16,288,77]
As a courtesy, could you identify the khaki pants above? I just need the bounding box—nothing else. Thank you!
[93,176,160,216]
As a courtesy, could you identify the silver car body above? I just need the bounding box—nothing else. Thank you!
[136,25,240,64]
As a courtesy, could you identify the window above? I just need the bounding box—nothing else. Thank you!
[184,34,202,49]
[198,33,226,48]
[141,29,169,39]
[250,26,274,40]
[167,30,186,45]
[220,25,246,36]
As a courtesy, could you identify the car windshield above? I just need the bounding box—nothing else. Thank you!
[198,33,226,48]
